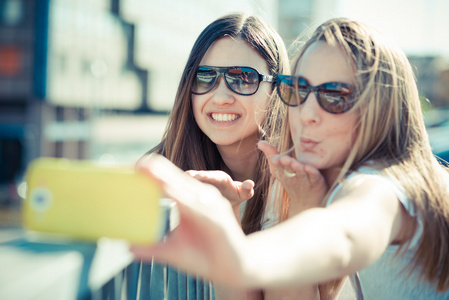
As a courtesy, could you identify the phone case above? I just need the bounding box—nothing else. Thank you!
[23,158,164,245]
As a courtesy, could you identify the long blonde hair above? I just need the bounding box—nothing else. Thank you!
[273,18,449,292]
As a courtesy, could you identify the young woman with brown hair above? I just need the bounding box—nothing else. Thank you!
[140,12,332,300]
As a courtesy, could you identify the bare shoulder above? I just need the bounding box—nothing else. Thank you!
[331,173,416,244]
[333,173,399,206]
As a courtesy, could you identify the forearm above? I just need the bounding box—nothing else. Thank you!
[288,197,323,218]
[233,177,402,289]
[238,208,352,289]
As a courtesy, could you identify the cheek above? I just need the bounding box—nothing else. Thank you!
[344,114,359,145]
[327,120,357,154]
[252,91,271,122]
[288,107,300,135]
[191,95,202,119]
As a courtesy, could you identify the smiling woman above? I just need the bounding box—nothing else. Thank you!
[191,37,273,160]
[144,12,288,237]
[138,12,296,300]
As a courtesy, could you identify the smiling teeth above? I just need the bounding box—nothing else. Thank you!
[211,113,239,122]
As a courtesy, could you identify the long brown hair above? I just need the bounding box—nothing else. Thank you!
[274,18,449,292]
[145,13,289,234]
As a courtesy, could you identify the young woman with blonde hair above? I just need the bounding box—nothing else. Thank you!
[133,17,449,299]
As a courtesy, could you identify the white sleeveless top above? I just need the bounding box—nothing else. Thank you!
[239,181,280,230]
[326,166,449,300]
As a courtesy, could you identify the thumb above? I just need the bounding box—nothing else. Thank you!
[235,180,255,202]
[257,140,279,158]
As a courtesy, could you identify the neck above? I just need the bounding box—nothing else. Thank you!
[322,168,343,189]
[217,139,259,182]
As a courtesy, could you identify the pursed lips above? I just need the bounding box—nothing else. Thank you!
[300,137,319,150]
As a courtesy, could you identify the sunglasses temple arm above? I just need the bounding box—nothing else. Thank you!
[262,74,274,82]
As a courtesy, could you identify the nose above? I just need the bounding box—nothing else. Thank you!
[210,77,235,105]
[299,92,321,125]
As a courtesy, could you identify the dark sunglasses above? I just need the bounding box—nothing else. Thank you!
[191,66,274,96]
[276,75,356,114]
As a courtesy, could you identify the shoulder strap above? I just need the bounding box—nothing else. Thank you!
[350,273,364,300]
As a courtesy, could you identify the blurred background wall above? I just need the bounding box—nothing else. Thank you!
[1,0,449,224]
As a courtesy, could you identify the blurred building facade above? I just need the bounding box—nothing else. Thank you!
[0,0,278,207]
[277,0,339,48]
[1,0,448,209]
[408,56,449,109]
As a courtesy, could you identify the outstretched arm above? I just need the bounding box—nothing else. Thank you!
[131,155,407,289]
[239,175,405,288]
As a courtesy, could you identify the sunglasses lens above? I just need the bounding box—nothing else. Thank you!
[318,83,354,113]
[192,67,260,95]
[225,67,259,95]
[297,78,310,103]
[192,67,217,94]
[277,76,298,106]
[276,75,355,113]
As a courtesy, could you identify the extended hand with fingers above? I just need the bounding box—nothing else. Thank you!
[185,170,254,224]
[258,141,328,216]
[131,155,247,285]
[185,170,254,207]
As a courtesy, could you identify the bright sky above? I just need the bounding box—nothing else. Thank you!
[332,0,449,59]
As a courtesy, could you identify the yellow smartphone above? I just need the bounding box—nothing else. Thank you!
[23,157,164,245]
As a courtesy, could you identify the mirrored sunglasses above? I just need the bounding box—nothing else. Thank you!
[191,66,274,96]
[276,75,356,114]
